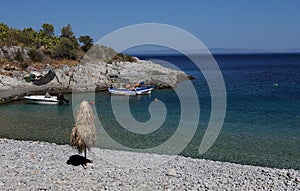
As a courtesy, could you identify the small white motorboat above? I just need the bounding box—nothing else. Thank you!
[24,95,59,105]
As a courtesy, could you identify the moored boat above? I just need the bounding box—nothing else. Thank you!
[24,95,59,105]
[135,85,154,95]
[108,87,137,95]
[108,85,154,95]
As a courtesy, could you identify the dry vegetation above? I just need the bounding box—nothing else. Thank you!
[0,22,136,72]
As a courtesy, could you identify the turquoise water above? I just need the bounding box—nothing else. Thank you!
[0,53,299,169]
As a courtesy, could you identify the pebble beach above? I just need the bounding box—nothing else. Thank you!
[0,138,299,190]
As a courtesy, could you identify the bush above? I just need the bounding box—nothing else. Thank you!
[52,37,76,59]
[110,53,137,63]
[20,61,29,69]
[14,50,24,62]
[28,49,43,62]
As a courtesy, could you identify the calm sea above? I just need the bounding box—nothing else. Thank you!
[0,53,299,169]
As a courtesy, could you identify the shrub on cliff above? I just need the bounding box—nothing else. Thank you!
[0,22,136,64]
[84,44,137,63]
[52,37,76,60]
[20,61,29,69]
[28,49,43,62]
[110,53,137,63]
[0,23,15,46]
[19,27,37,47]
[0,23,59,50]
[14,50,24,62]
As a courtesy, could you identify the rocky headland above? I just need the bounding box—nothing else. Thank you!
[0,46,191,103]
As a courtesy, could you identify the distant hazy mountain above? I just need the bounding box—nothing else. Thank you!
[209,48,270,54]
[123,45,300,55]
[210,48,300,54]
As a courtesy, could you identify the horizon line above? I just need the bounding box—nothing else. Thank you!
[123,48,300,55]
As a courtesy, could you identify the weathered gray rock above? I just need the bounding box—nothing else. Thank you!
[166,168,177,177]
[0,46,30,61]
[0,74,30,89]
[72,59,188,89]
[0,57,190,92]
[0,45,192,94]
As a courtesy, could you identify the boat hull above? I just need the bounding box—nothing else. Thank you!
[108,86,154,95]
[135,90,151,95]
[135,86,154,95]
[108,87,136,95]
[24,95,59,105]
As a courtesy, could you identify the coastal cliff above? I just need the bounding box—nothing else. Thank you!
[56,58,190,90]
[0,46,191,103]
[0,22,192,102]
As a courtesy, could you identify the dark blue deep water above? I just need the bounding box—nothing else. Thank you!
[0,53,299,169]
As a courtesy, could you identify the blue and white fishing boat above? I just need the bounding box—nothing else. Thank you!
[108,85,154,95]
[135,85,154,95]
[108,87,137,95]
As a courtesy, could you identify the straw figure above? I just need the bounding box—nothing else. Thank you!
[70,100,96,160]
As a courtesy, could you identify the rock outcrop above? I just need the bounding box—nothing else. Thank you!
[0,75,30,90]
[0,58,191,92]
[54,59,190,90]
[0,46,30,61]
[0,45,192,93]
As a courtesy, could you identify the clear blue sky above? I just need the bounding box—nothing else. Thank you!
[1,0,300,51]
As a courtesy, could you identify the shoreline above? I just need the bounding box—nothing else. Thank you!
[0,138,299,190]
[0,84,109,104]
[0,85,63,104]
[0,56,191,105]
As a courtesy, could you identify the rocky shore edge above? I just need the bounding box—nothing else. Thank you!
[0,57,192,104]
[0,138,299,190]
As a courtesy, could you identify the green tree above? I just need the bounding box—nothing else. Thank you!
[20,27,37,47]
[0,22,9,33]
[61,24,73,38]
[60,24,78,47]
[52,37,76,59]
[78,35,93,52]
[41,23,54,36]
[0,23,10,45]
